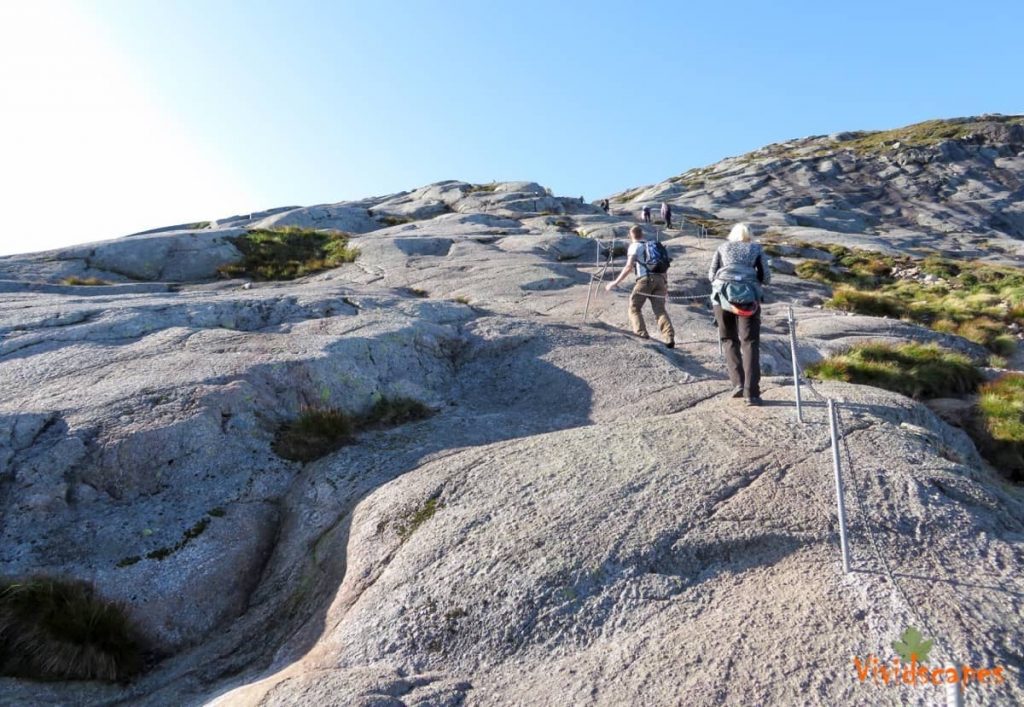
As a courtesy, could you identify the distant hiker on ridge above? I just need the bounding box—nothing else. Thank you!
[708,223,770,405]
[641,205,652,224]
[606,225,675,348]
[661,202,672,229]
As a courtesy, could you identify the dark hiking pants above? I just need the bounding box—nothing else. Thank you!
[714,304,761,398]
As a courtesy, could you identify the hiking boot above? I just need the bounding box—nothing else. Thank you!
[665,339,675,349]
[746,396,763,407]
[729,387,744,398]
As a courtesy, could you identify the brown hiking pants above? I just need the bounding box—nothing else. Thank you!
[629,274,674,341]
[714,304,761,397]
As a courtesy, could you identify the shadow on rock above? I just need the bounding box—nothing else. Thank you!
[126,321,597,705]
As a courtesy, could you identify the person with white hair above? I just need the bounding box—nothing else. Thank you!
[707,223,771,405]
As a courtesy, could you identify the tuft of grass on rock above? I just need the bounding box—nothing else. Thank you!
[363,397,433,428]
[273,397,433,462]
[466,183,498,194]
[805,342,982,400]
[219,226,358,281]
[376,215,412,227]
[988,355,1009,369]
[61,277,109,286]
[972,374,1024,481]
[0,577,146,682]
[273,407,355,462]
[398,497,440,540]
[828,287,906,319]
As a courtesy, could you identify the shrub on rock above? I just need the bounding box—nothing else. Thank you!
[273,398,434,463]
[0,577,146,682]
[273,407,356,462]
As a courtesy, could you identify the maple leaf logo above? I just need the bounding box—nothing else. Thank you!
[892,627,934,663]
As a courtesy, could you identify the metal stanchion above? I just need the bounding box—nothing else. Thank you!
[946,681,964,707]
[828,398,852,574]
[788,305,804,423]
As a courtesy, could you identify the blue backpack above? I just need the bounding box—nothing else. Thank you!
[642,241,672,274]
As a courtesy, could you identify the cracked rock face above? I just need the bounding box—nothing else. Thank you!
[612,114,1024,261]
[1,137,1023,706]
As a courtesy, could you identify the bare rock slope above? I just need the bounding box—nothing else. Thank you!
[1,125,1023,705]
[613,114,1024,259]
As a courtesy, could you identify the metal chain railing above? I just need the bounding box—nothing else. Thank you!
[834,405,954,668]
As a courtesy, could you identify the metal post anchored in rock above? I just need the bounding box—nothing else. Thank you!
[828,398,852,574]
[583,240,601,322]
[946,681,964,707]
[788,305,804,424]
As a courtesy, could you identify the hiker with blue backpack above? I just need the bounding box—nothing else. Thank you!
[606,226,675,348]
[708,223,771,406]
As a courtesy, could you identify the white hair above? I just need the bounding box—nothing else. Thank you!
[727,223,754,242]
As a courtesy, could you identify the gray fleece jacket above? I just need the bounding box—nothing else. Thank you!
[707,241,771,286]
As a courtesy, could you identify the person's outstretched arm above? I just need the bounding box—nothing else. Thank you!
[607,255,637,290]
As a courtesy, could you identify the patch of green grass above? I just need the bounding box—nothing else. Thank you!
[971,374,1024,482]
[453,295,471,305]
[805,342,982,400]
[363,397,433,427]
[795,260,844,284]
[61,276,109,286]
[686,215,731,237]
[794,244,903,288]
[794,244,1024,353]
[376,215,412,227]
[466,183,498,193]
[219,226,358,281]
[670,166,714,189]
[405,287,429,298]
[828,287,906,318]
[612,187,643,203]
[398,497,440,540]
[187,221,211,230]
[273,398,434,462]
[0,577,146,682]
[273,407,355,462]
[988,355,1009,369]
[837,117,1023,154]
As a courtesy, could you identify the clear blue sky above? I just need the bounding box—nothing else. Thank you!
[2,0,1022,253]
